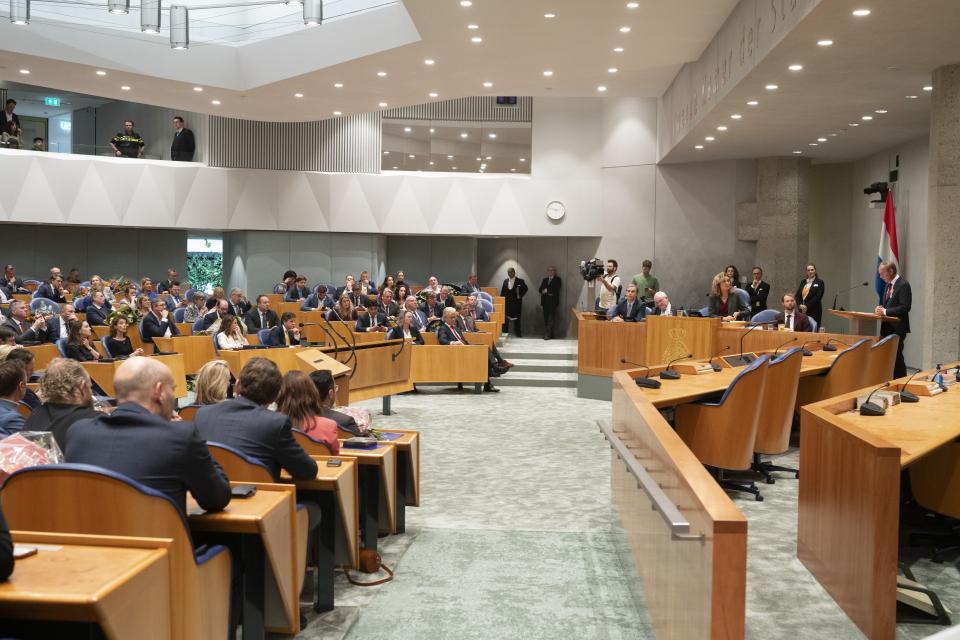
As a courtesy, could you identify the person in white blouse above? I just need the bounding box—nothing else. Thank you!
[216,314,249,350]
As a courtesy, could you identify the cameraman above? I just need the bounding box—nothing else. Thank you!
[597,259,621,314]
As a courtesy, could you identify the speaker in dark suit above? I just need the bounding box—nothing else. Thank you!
[747,272,771,314]
[170,118,195,161]
[35,279,66,303]
[85,304,110,327]
[243,306,279,333]
[140,309,180,350]
[499,268,528,337]
[796,266,825,325]
[876,262,911,378]
[610,289,645,323]
[538,267,562,339]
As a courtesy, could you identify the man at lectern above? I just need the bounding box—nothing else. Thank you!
[875,261,911,378]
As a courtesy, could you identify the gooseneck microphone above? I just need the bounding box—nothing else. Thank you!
[822,338,849,352]
[898,369,923,403]
[730,322,769,367]
[800,340,821,356]
[859,381,892,416]
[660,354,693,380]
[832,281,870,311]
[707,345,731,371]
[774,337,798,357]
[621,358,662,389]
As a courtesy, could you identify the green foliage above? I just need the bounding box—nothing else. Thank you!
[105,302,143,327]
[188,253,223,293]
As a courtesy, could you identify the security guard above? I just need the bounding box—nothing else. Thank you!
[110,120,145,158]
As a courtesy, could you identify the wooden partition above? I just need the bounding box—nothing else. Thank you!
[716,326,873,356]
[410,345,488,385]
[574,309,648,376]
[154,336,217,375]
[324,339,413,402]
[24,343,61,371]
[83,353,187,398]
[610,370,746,639]
[645,316,719,364]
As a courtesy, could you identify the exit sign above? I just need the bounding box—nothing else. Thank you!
[43,97,60,107]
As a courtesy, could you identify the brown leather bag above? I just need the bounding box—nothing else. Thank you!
[344,549,394,587]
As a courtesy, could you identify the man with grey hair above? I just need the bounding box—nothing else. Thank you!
[3,300,46,344]
[140,297,180,351]
[404,295,428,331]
[228,288,249,318]
[66,357,231,515]
[648,291,677,317]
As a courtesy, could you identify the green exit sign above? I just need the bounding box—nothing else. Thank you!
[43,97,60,107]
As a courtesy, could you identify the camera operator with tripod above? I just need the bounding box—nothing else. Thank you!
[596,259,621,315]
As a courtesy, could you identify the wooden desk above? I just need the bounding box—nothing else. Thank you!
[0,532,172,640]
[187,483,301,638]
[82,353,187,398]
[154,335,217,375]
[324,339,413,404]
[610,370,747,638]
[716,326,874,355]
[92,325,145,352]
[220,346,310,378]
[797,363,960,639]
[380,429,421,532]
[24,343,61,371]
[829,309,899,336]
[337,443,398,544]
[645,315,718,364]
[410,344,489,389]
[574,308,648,376]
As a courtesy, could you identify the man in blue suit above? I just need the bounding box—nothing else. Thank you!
[403,295,429,332]
[42,303,77,344]
[0,360,27,437]
[65,357,231,515]
[140,299,180,351]
[609,284,645,322]
[262,312,301,347]
[35,274,67,303]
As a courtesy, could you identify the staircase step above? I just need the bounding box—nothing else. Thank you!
[495,377,577,388]
[509,363,577,374]
[498,351,577,361]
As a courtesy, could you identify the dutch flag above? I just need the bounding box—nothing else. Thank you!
[876,187,900,303]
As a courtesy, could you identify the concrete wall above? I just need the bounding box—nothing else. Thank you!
[385,236,477,287]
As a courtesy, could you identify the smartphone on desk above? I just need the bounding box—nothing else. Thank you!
[231,484,257,498]
[326,459,342,467]
[13,545,38,560]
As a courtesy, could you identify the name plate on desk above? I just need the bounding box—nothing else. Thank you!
[855,391,902,412]
[904,381,944,397]
[673,362,715,375]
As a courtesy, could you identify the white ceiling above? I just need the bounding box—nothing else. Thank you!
[0,0,740,121]
[662,0,960,164]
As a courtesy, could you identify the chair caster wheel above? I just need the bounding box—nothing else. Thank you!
[755,495,764,502]
[765,477,775,484]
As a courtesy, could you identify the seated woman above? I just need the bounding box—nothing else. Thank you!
[395,283,410,305]
[135,294,152,317]
[215,314,248,350]
[65,320,101,362]
[386,310,424,345]
[277,370,340,454]
[194,359,233,405]
[116,284,138,309]
[380,275,395,295]
[205,286,225,310]
[326,294,356,323]
[24,358,99,451]
[708,272,750,321]
[106,316,144,359]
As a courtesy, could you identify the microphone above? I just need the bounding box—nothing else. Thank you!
[832,281,870,311]
[898,368,923,403]
[773,337,798,357]
[391,328,407,362]
[707,345,730,371]
[860,381,892,416]
[822,338,849,352]
[800,340,821,357]
[730,322,767,367]
[620,358,661,389]
[660,353,693,380]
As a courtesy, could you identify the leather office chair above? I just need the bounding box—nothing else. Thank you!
[863,334,899,388]
[173,307,187,323]
[178,404,201,421]
[752,347,803,483]
[1,463,233,640]
[207,441,275,482]
[55,337,68,358]
[909,442,960,563]
[676,355,770,501]
[795,338,872,412]
[14,401,31,419]
[292,428,334,456]
[750,309,778,325]
[257,328,272,345]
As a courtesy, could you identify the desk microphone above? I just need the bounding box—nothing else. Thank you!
[620,358,661,388]
[660,354,693,380]
[822,338,849,352]
[800,340,821,357]
[773,337,798,357]
[832,281,870,311]
[731,322,769,367]
[859,381,892,416]
[898,369,923,403]
[707,346,730,371]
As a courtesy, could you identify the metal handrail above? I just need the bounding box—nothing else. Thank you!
[598,419,703,542]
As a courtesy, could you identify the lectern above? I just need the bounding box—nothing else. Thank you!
[829,309,899,337]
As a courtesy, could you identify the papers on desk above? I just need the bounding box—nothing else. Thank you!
[854,391,901,413]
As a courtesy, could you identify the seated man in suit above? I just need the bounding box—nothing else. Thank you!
[0,328,15,346]
[300,285,333,312]
[308,370,366,435]
[140,298,180,351]
[334,274,355,301]
[378,287,400,322]
[457,304,513,370]
[3,264,28,294]
[284,276,310,302]
[85,291,110,326]
[462,274,481,295]
[356,297,388,333]
[262,312,301,347]
[156,268,177,294]
[438,307,502,392]
[244,295,279,333]
[199,299,230,333]
[465,294,489,322]
[438,286,456,310]
[3,301,46,344]
[610,284,645,322]
[193,357,318,482]
[420,292,444,324]
[648,291,679,316]
[227,289,250,318]
[5,348,39,409]
[774,293,812,332]
[65,357,231,515]
[35,274,67,303]
[0,360,27,437]
[164,281,187,311]
[24,358,98,451]
[43,303,77,344]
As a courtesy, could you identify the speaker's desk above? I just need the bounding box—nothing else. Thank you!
[798,363,960,640]
[0,533,171,640]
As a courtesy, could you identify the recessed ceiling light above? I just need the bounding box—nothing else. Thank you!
[392,166,398,170]
[430,128,435,133]
[121,85,131,90]
[717,126,728,131]
[626,1,639,7]
[460,0,471,6]
[377,71,387,77]
[923,85,933,91]
[619,26,631,33]
[452,166,457,170]
[447,155,454,159]
[430,161,436,166]
[211,100,221,105]
[334,82,344,88]
[608,68,618,74]
[543,13,555,18]
[793,150,803,155]
[817,137,827,142]
[520,158,527,162]
[861,115,873,120]
[476,157,482,161]
[379,102,388,108]
[788,64,803,71]
[829,133,838,137]
[852,9,871,16]
[460,132,469,139]
[429,92,439,98]
[808,143,819,146]
[424,59,435,65]
[467,23,478,29]
[485,156,492,160]
[96,70,107,76]
[695,145,704,150]
[383,151,390,155]
[18,69,30,75]
[294,93,304,98]
[817,39,833,46]
[510,168,516,172]
[408,155,415,159]
[471,36,483,43]
[849,123,860,127]
[705,136,715,141]
[905,95,918,99]
[730,114,742,119]
[613,47,624,53]
[597,86,607,92]
[483,81,493,87]
[747,100,759,106]
[488,133,496,139]
[404,127,412,133]
[765,84,779,90]
[875,109,888,114]
[333,111,342,116]
[543,70,553,77]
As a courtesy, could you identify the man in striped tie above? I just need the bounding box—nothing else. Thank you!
[875,261,911,378]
